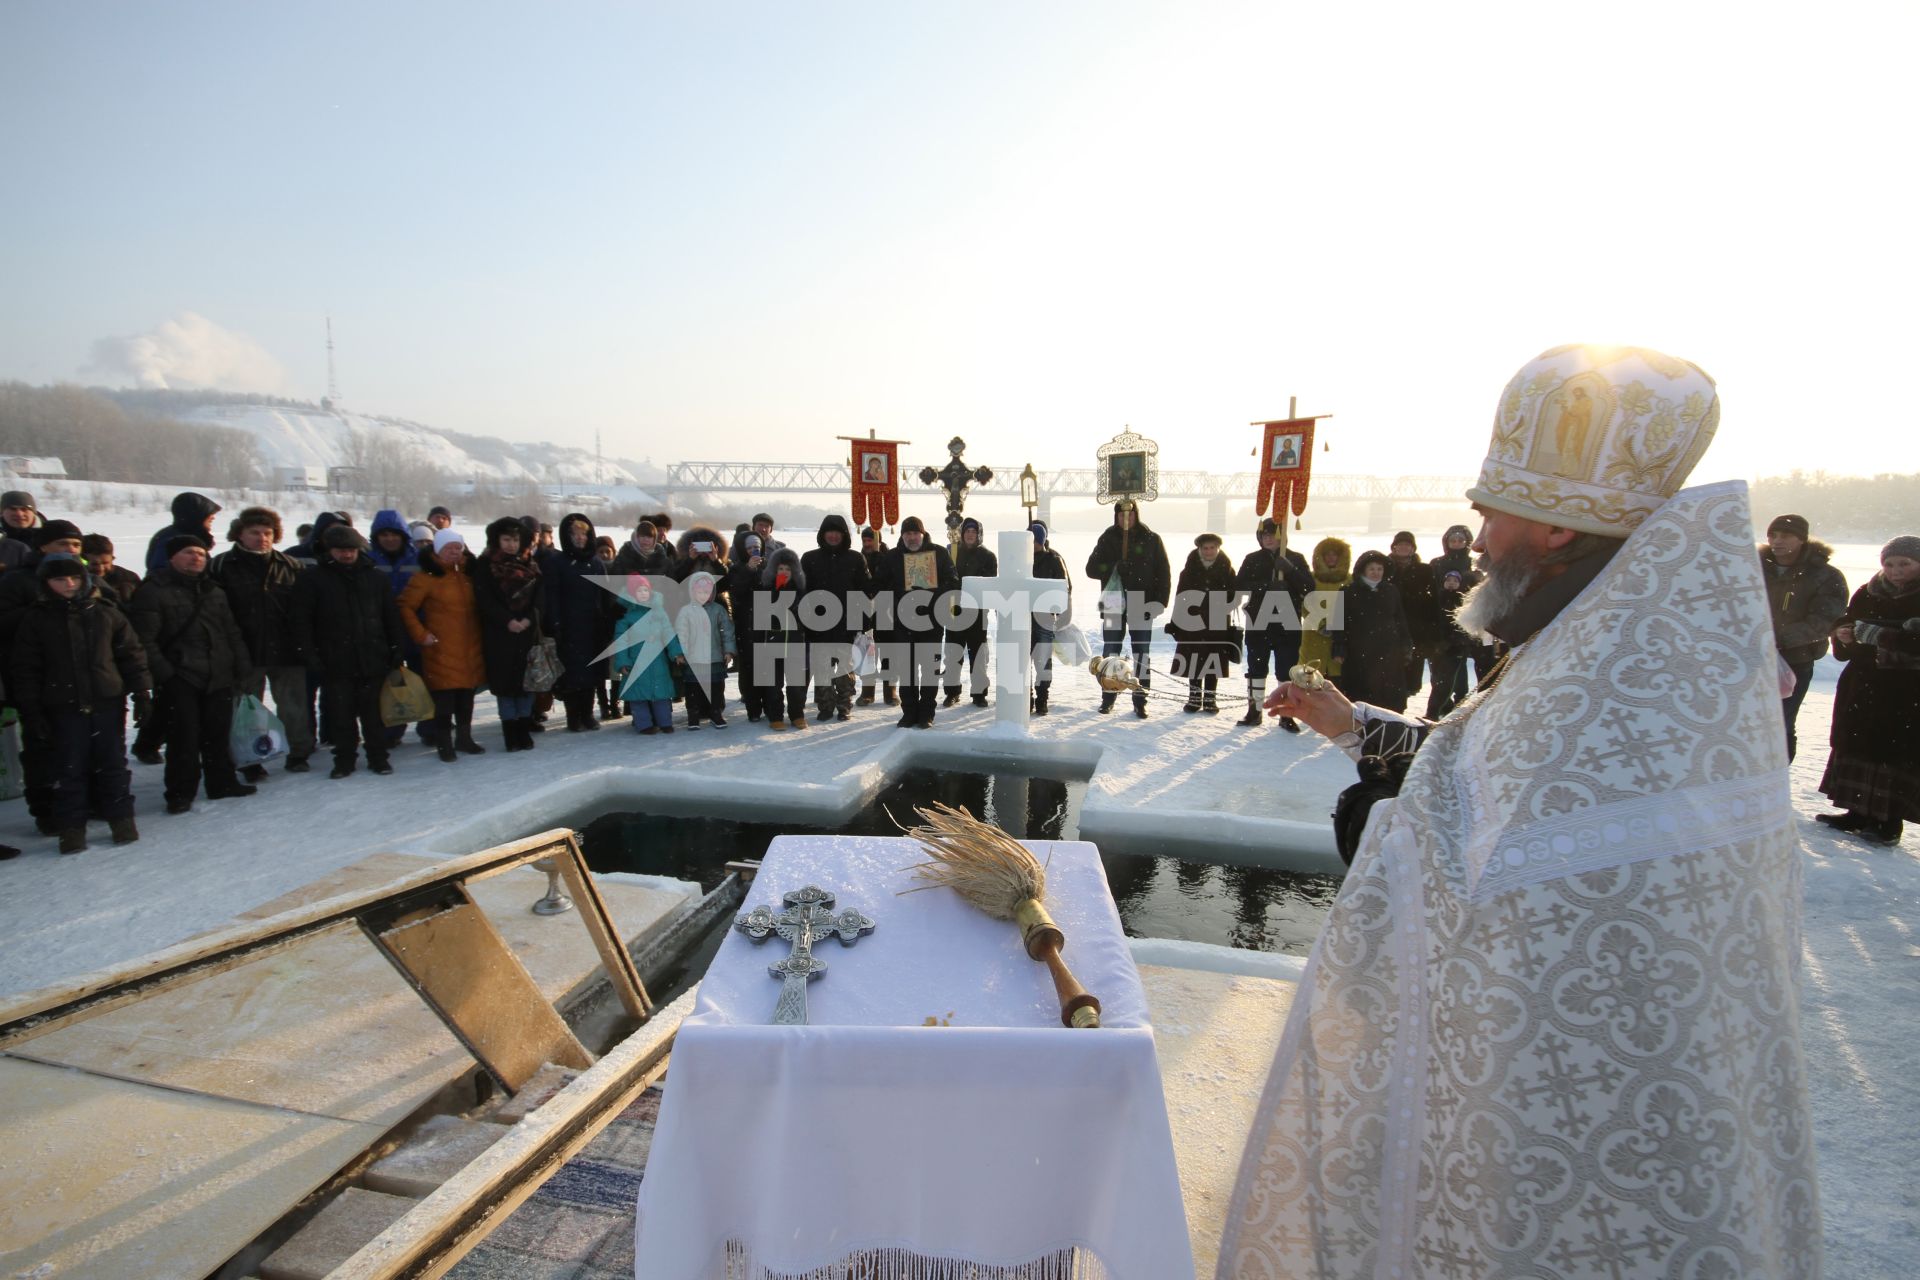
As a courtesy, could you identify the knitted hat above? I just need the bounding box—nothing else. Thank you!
[900,516,926,536]
[1882,536,1920,564]
[432,528,466,554]
[165,533,210,559]
[38,519,83,544]
[1465,344,1719,536]
[740,533,764,555]
[1767,514,1811,540]
[2,490,35,511]
[429,506,452,520]
[408,520,435,543]
[321,524,366,551]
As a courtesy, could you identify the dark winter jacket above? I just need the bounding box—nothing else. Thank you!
[1761,541,1850,667]
[1828,574,1920,767]
[948,532,999,643]
[1428,547,1483,656]
[546,512,614,692]
[143,492,221,576]
[129,565,251,691]
[1,518,44,556]
[1032,545,1071,630]
[611,530,676,578]
[754,548,809,662]
[672,526,731,594]
[366,509,421,602]
[1235,544,1314,631]
[1336,553,1414,708]
[875,535,957,642]
[727,540,769,655]
[1385,554,1443,655]
[209,545,305,668]
[8,575,152,713]
[1167,550,1240,669]
[471,518,545,696]
[798,515,872,644]
[1085,510,1172,617]
[98,564,142,608]
[0,550,74,646]
[292,552,406,680]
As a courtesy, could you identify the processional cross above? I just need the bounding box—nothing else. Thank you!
[733,885,876,1025]
[919,436,993,547]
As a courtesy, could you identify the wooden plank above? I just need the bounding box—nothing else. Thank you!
[369,885,591,1092]
[329,989,694,1280]
[552,837,652,1018]
[0,829,577,1048]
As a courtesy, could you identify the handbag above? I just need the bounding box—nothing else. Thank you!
[523,624,562,694]
[378,668,436,725]
[230,694,290,763]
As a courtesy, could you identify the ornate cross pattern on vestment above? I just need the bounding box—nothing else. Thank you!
[733,884,875,1025]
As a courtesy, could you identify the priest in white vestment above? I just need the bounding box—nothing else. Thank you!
[1220,345,1821,1278]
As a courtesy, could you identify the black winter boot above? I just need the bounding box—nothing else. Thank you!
[1133,694,1149,719]
[59,828,87,855]
[1240,679,1264,726]
[1202,679,1219,715]
[1099,692,1116,714]
[1183,678,1202,713]
[1032,685,1049,716]
[883,683,899,706]
[110,817,139,845]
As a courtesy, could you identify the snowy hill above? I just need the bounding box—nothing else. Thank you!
[173,400,650,488]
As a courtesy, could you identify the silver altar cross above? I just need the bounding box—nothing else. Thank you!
[733,885,875,1025]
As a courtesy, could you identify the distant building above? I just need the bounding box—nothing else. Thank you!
[328,465,368,494]
[277,465,328,491]
[3,456,68,479]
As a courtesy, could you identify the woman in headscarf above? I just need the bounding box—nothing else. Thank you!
[470,517,545,751]
[1817,535,1920,846]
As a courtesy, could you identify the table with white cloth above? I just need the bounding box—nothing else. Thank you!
[633,833,1195,1280]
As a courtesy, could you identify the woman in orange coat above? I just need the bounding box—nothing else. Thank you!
[397,529,488,762]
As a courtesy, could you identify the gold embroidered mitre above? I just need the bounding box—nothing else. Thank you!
[1464,343,1720,536]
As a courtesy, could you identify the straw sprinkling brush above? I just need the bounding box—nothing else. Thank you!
[898,803,1101,1029]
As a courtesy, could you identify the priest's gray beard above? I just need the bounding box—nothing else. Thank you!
[1454,543,1541,643]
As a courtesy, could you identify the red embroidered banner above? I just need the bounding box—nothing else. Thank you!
[851,440,902,530]
[1255,419,1316,523]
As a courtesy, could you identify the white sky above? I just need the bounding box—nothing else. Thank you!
[1,1,1911,481]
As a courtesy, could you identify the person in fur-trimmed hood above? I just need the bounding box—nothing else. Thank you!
[672,526,730,593]
[1760,513,1850,761]
[1167,534,1239,713]
[1296,535,1350,687]
[753,546,811,730]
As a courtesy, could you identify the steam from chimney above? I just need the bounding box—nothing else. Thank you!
[83,312,285,392]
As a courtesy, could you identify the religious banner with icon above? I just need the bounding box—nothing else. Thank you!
[848,437,904,530]
[1095,428,1159,505]
[1254,416,1328,526]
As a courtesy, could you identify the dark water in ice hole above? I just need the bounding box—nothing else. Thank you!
[581,768,1343,993]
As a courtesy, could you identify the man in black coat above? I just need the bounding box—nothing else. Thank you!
[1,489,46,570]
[1384,532,1441,702]
[1085,499,1171,717]
[798,514,872,722]
[1234,517,1315,729]
[874,516,956,728]
[1760,513,1850,761]
[8,555,151,852]
[546,512,614,732]
[293,525,406,778]
[130,536,255,812]
[1425,524,1483,718]
[944,517,996,708]
[856,526,896,708]
[1028,522,1071,716]
[143,491,221,576]
[210,506,315,776]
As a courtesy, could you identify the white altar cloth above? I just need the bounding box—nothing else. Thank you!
[633,834,1195,1280]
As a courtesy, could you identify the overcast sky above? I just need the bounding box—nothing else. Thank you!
[2,1,1910,481]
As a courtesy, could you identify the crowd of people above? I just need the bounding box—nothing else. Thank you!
[0,478,1913,859]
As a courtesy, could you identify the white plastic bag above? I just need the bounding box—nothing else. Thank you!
[230,694,288,765]
[1052,622,1095,666]
[851,632,880,678]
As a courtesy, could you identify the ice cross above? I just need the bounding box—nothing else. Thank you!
[733,885,875,1025]
[959,529,1071,734]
